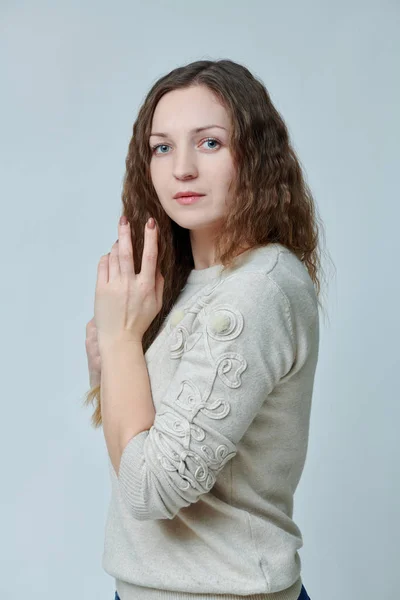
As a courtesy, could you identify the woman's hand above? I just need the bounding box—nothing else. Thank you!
[85,317,101,388]
[94,216,164,353]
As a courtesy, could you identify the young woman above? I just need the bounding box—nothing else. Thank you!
[84,58,329,600]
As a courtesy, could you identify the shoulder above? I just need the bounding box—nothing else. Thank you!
[212,244,318,310]
[200,245,319,344]
[166,245,319,351]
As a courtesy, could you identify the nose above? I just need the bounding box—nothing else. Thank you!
[172,147,198,181]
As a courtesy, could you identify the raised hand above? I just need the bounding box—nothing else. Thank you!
[94,216,164,352]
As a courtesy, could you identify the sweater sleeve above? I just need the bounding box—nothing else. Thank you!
[116,271,304,521]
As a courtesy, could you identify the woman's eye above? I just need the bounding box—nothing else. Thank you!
[151,138,221,155]
[202,138,221,150]
[152,144,170,154]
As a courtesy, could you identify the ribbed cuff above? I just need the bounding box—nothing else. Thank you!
[117,430,149,519]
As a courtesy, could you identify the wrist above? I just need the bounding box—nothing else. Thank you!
[98,336,143,356]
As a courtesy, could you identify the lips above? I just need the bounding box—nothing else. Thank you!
[175,195,204,205]
[173,191,205,199]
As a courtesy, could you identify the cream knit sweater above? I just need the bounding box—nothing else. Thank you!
[102,243,320,600]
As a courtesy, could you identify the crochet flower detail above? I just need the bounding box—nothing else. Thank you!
[155,298,248,491]
[174,351,247,416]
[169,323,190,359]
[206,303,244,341]
[169,308,185,328]
[167,279,227,360]
[168,306,203,359]
[152,415,235,491]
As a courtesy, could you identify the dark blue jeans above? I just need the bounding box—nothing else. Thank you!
[298,584,311,599]
[115,583,310,599]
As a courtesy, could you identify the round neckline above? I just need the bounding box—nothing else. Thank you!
[186,246,265,285]
[186,262,225,285]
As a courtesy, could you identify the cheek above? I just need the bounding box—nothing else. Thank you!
[150,161,164,192]
[150,163,170,210]
[213,149,235,175]
[213,158,236,190]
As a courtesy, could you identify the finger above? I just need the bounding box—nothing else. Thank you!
[118,218,135,277]
[96,254,109,287]
[140,217,158,284]
[86,325,98,340]
[86,318,96,335]
[108,241,121,282]
[155,268,165,307]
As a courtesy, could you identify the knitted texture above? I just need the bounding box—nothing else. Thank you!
[102,243,319,600]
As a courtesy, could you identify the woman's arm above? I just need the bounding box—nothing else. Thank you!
[100,340,156,476]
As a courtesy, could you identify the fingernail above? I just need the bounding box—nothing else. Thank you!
[147,217,155,229]
[120,215,128,226]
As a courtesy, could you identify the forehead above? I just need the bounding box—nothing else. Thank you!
[151,86,231,131]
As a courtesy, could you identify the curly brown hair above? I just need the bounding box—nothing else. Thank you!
[83,58,333,429]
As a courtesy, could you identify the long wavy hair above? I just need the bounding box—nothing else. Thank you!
[83,58,333,429]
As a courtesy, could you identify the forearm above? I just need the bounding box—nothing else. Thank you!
[100,340,155,476]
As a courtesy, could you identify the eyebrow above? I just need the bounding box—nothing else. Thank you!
[149,125,227,138]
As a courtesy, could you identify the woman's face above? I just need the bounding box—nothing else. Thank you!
[149,85,236,233]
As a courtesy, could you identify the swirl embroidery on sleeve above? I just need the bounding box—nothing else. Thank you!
[168,279,226,359]
[155,298,247,492]
[169,322,190,359]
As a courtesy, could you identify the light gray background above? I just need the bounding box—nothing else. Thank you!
[1,1,398,598]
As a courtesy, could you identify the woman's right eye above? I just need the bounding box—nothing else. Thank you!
[151,144,170,154]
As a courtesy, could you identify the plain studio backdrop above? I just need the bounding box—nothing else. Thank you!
[1,1,398,599]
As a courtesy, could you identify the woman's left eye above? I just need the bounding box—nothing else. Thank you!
[202,138,221,150]
[151,138,221,154]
